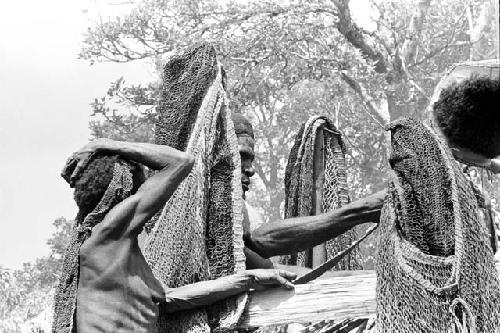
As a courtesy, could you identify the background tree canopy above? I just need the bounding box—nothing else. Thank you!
[0,218,72,332]
[83,0,498,223]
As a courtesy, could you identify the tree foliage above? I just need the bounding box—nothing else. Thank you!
[0,218,73,332]
[82,0,497,225]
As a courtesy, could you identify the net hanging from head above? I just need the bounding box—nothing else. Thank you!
[279,115,362,270]
[375,118,500,333]
[52,158,135,333]
[143,43,247,333]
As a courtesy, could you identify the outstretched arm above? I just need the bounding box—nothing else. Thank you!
[71,139,194,241]
[245,190,386,258]
[450,147,500,174]
[162,269,296,314]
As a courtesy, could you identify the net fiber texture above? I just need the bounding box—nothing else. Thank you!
[376,118,500,333]
[280,115,362,270]
[143,43,247,333]
[155,44,217,151]
[52,159,135,333]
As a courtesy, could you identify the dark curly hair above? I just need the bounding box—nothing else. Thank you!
[433,76,500,158]
[73,155,119,219]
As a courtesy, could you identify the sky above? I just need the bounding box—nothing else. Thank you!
[0,0,377,270]
[0,0,154,269]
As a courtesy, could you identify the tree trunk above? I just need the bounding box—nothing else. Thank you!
[267,153,284,223]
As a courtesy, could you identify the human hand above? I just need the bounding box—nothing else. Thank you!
[359,189,387,224]
[451,147,492,167]
[61,138,114,186]
[242,269,297,291]
[488,159,500,174]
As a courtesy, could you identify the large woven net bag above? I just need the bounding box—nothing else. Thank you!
[143,43,247,333]
[279,115,362,270]
[376,117,500,333]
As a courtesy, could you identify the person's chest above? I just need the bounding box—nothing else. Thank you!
[76,240,165,332]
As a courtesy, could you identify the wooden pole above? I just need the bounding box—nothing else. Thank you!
[312,127,326,268]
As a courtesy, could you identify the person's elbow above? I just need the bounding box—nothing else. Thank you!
[244,231,274,259]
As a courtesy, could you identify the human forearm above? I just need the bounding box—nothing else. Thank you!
[246,189,386,258]
[163,273,250,314]
[244,246,274,269]
[162,269,296,313]
[94,139,190,171]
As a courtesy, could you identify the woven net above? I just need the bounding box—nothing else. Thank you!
[279,115,362,270]
[52,158,135,333]
[155,43,218,151]
[375,118,500,333]
[143,43,247,333]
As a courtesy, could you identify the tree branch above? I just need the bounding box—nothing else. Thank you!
[332,0,388,74]
[254,162,271,189]
[400,0,432,65]
[340,72,389,127]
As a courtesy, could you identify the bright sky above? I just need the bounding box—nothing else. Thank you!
[0,0,154,269]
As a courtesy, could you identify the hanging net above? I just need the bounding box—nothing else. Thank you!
[143,43,247,333]
[375,117,500,333]
[279,115,362,270]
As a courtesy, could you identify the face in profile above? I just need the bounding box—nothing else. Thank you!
[237,135,255,197]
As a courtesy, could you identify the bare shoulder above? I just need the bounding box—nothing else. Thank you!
[81,195,141,253]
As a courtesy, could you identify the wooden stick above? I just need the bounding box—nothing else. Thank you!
[294,225,378,284]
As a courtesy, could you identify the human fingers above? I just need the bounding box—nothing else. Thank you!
[69,152,94,185]
[61,155,78,182]
[274,274,294,290]
[277,269,297,282]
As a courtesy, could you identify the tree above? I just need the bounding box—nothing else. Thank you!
[0,218,73,332]
[81,0,498,226]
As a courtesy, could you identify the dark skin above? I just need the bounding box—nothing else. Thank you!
[236,132,386,265]
[237,135,256,197]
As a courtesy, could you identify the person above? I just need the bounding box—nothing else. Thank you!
[55,139,297,333]
[230,113,386,268]
[432,75,500,252]
[433,76,500,173]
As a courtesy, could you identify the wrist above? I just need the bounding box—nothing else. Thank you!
[95,139,118,154]
[234,271,255,291]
